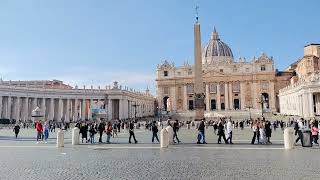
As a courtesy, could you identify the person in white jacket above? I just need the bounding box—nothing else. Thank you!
[226,119,233,144]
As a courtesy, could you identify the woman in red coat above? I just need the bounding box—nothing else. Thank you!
[36,120,43,144]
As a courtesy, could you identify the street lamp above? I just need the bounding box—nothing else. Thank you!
[132,102,140,123]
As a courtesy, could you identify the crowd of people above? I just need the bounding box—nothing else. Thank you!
[5,116,320,146]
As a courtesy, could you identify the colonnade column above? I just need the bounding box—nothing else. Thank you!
[58,98,63,122]
[315,94,320,115]
[7,96,12,119]
[88,99,93,120]
[15,97,21,121]
[224,83,229,110]
[49,98,54,121]
[216,83,221,110]
[81,99,86,120]
[74,99,78,121]
[229,82,233,110]
[240,82,246,110]
[205,84,210,111]
[23,97,29,121]
[309,93,315,118]
[66,99,70,122]
[41,98,46,120]
[119,99,124,120]
[0,96,2,118]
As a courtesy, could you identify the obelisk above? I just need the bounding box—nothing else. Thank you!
[194,15,205,121]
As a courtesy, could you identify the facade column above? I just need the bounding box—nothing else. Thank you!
[65,99,70,122]
[224,83,229,110]
[240,81,246,110]
[81,99,86,120]
[251,82,258,109]
[269,81,276,111]
[229,82,233,110]
[183,85,188,111]
[216,83,221,110]
[205,84,210,111]
[119,99,123,120]
[315,94,320,115]
[7,96,12,120]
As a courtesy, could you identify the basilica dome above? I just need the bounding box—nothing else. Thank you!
[202,28,234,64]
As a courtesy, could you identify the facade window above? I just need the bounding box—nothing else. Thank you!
[187,84,194,94]
[188,70,192,75]
[209,83,217,93]
[232,81,240,92]
[188,100,194,110]
[219,69,223,73]
[163,87,169,95]
[164,71,168,77]
[246,68,249,72]
[261,65,266,71]
[177,72,181,76]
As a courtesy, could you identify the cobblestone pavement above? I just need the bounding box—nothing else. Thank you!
[0,126,319,180]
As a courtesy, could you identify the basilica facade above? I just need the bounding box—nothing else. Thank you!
[156,28,294,116]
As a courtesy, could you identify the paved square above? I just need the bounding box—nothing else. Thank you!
[0,125,319,180]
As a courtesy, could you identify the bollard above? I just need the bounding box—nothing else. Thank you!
[160,129,169,148]
[284,127,295,149]
[56,130,64,148]
[72,127,80,145]
[165,126,174,144]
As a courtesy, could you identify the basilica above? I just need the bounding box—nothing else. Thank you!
[156,27,294,117]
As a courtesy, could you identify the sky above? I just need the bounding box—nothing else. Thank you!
[0,0,319,94]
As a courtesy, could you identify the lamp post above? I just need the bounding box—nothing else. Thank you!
[132,102,140,123]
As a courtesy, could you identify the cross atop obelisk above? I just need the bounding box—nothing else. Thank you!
[193,6,205,121]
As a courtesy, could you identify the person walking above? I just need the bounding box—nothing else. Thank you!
[98,121,105,143]
[129,121,138,144]
[213,121,218,135]
[259,122,266,144]
[112,123,118,137]
[226,119,233,144]
[36,120,43,144]
[295,118,304,145]
[251,121,258,144]
[89,123,97,144]
[217,120,228,144]
[80,122,88,143]
[311,123,319,145]
[13,124,20,138]
[265,120,272,144]
[173,120,181,143]
[43,121,50,143]
[151,121,159,143]
[105,122,113,143]
[197,120,207,144]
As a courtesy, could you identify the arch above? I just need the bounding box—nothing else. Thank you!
[261,93,269,110]
[163,96,169,112]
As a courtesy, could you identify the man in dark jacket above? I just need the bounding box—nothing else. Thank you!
[173,120,181,143]
[197,119,207,144]
[129,121,138,144]
[217,120,228,144]
[151,121,159,143]
[98,121,105,143]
